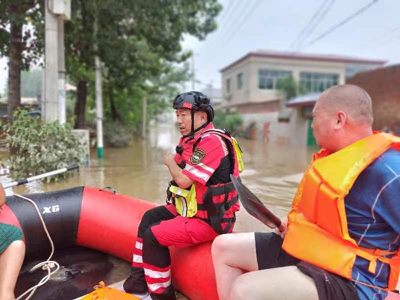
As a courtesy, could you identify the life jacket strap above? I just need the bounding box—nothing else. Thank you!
[354,246,400,291]
[202,184,238,234]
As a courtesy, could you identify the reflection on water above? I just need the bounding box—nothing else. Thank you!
[1,122,318,232]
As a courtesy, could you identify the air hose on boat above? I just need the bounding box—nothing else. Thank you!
[14,193,60,300]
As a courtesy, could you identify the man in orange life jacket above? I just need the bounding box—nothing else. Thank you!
[123,91,241,300]
[212,85,400,300]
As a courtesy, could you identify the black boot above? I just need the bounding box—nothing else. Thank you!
[123,266,148,296]
[149,285,177,300]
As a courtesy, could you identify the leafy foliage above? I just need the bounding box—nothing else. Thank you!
[1,110,85,181]
[103,121,133,147]
[65,0,221,129]
[0,1,44,69]
[276,75,310,100]
[213,111,243,136]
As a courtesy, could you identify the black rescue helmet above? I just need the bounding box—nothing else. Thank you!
[173,91,214,122]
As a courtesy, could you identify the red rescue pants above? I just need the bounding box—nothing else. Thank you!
[129,204,218,299]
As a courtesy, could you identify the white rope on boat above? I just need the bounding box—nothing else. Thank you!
[15,193,60,300]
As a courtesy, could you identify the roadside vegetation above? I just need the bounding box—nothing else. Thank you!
[0,0,223,178]
[0,110,86,180]
[213,111,243,137]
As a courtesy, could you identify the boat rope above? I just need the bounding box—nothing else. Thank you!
[14,193,60,300]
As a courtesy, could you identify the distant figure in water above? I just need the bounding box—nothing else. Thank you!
[212,84,400,300]
[0,184,25,300]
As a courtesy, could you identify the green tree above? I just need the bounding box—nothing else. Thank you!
[213,111,243,136]
[0,0,43,121]
[65,0,221,128]
[276,75,309,100]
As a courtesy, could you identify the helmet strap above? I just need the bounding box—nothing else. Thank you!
[183,110,210,141]
[191,110,195,136]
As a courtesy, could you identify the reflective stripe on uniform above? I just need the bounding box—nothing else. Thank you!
[148,279,172,293]
[135,241,143,250]
[133,254,143,263]
[196,162,215,174]
[144,268,171,279]
[184,164,209,182]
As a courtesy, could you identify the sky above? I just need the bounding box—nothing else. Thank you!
[181,0,400,90]
[1,0,400,93]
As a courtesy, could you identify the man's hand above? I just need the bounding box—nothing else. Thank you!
[163,153,175,167]
[275,216,288,239]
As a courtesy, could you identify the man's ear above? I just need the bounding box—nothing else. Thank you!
[202,111,208,122]
[335,111,347,129]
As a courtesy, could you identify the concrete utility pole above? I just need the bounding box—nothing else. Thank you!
[44,0,70,123]
[142,94,147,139]
[95,56,104,158]
[44,1,58,122]
[58,18,66,124]
[94,7,104,158]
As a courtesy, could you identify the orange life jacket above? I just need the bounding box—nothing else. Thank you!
[282,133,400,291]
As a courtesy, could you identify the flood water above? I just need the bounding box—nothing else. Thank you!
[2,122,318,233]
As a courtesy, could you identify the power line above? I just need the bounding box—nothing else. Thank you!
[290,0,330,50]
[219,0,249,39]
[204,0,245,45]
[218,0,235,25]
[293,0,336,51]
[299,0,379,51]
[222,0,262,44]
[361,25,400,49]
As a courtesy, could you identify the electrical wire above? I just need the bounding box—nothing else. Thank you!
[200,0,245,48]
[218,0,235,25]
[218,0,249,40]
[291,0,330,50]
[222,0,262,44]
[292,0,336,51]
[299,0,379,51]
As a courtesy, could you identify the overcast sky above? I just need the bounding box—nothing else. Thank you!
[1,0,399,94]
[181,0,400,90]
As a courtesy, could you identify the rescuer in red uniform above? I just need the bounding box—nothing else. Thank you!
[123,91,242,300]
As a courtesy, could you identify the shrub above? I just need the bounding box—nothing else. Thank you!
[103,121,133,148]
[213,111,243,136]
[1,110,85,181]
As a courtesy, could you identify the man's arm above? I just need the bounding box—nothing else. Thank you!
[164,153,194,188]
[0,184,5,209]
[274,216,288,238]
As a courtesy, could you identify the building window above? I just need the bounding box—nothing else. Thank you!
[258,69,292,90]
[300,72,338,93]
[237,73,243,90]
[226,78,231,93]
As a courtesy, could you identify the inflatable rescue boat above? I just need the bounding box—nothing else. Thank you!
[0,186,218,300]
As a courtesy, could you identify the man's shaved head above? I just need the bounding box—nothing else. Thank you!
[318,85,373,126]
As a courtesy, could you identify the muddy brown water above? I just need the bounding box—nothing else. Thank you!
[2,122,319,299]
[3,123,316,232]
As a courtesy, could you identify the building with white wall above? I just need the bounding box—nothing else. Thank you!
[220,50,386,145]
